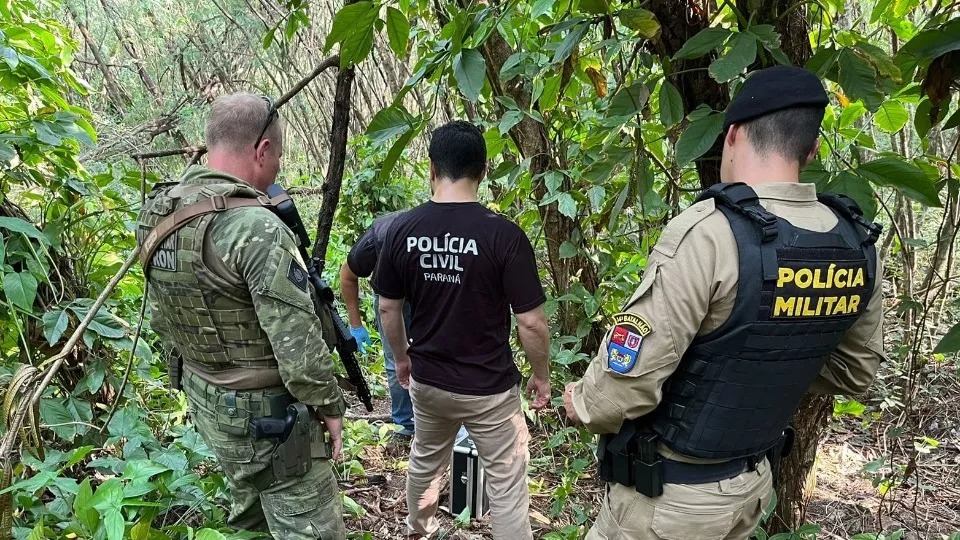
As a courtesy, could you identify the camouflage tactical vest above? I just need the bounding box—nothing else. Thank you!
[137,180,279,371]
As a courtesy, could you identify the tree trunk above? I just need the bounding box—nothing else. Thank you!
[773,394,834,531]
[312,0,358,274]
[648,0,728,189]
[477,2,606,356]
[66,6,129,113]
[312,64,354,274]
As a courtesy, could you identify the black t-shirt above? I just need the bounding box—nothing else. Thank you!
[372,201,545,395]
[346,211,405,278]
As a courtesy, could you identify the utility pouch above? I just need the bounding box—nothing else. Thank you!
[634,433,664,498]
[597,434,614,482]
[602,422,639,487]
[215,392,252,436]
[766,425,795,486]
[269,403,312,482]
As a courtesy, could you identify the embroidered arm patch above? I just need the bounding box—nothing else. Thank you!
[607,312,653,374]
[288,259,309,292]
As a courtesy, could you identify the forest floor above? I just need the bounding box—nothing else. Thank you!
[340,395,960,540]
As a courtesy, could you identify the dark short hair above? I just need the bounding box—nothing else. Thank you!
[741,106,824,164]
[428,121,486,181]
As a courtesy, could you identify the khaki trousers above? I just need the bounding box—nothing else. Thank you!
[586,458,773,540]
[406,378,533,540]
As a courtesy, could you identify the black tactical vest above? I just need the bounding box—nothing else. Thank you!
[651,183,881,460]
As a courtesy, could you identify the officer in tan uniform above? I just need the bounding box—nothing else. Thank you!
[137,94,346,539]
[563,66,887,539]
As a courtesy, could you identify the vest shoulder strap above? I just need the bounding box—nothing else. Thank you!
[697,183,779,242]
[139,192,292,269]
[698,183,780,281]
[817,192,883,246]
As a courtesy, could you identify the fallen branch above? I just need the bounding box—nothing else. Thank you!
[130,54,340,163]
[346,413,391,422]
[0,247,140,459]
[132,146,205,160]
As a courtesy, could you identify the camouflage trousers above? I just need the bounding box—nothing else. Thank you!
[184,373,346,540]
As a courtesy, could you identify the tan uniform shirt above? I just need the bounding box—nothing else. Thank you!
[572,182,887,436]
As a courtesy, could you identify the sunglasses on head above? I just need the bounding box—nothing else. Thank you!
[253,95,277,149]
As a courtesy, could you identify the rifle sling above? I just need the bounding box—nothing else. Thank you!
[140,193,291,270]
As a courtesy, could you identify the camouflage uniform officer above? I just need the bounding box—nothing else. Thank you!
[564,66,887,539]
[137,94,346,539]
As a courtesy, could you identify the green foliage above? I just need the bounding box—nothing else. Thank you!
[4,0,960,538]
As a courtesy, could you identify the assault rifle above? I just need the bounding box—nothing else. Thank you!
[265,184,374,412]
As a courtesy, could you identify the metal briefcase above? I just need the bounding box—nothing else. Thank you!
[448,431,490,519]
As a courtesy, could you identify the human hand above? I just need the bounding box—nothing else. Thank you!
[525,375,551,410]
[349,325,371,354]
[563,382,581,424]
[322,415,343,461]
[395,354,412,389]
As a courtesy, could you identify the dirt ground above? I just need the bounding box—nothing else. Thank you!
[340,397,960,539]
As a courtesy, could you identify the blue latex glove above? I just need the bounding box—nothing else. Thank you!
[350,325,372,354]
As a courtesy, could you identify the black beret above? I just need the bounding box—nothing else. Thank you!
[723,66,829,131]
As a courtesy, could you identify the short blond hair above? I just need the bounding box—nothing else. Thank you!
[204,93,282,152]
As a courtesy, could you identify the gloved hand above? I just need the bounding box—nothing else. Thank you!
[350,325,372,354]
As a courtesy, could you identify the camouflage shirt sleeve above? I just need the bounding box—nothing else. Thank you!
[211,207,346,416]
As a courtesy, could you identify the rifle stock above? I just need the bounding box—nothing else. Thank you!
[265,184,374,412]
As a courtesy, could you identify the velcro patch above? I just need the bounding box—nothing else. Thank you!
[607,312,653,374]
[288,259,309,292]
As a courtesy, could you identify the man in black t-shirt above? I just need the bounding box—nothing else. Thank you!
[373,121,550,540]
[339,211,415,439]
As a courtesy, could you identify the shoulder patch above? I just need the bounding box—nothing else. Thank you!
[607,312,653,374]
[653,199,717,258]
[287,259,309,292]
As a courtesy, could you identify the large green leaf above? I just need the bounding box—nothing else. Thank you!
[749,26,790,65]
[531,0,556,18]
[196,530,227,540]
[806,46,841,77]
[933,321,960,354]
[32,121,61,146]
[826,171,878,221]
[837,49,884,112]
[74,478,100,533]
[103,508,125,540]
[3,271,38,311]
[324,1,374,51]
[366,105,415,146]
[618,9,660,39]
[324,1,377,67]
[0,216,48,242]
[580,0,609,14]
[0,141,14,163]
[607,82,650,117]
[557,193,577,218]
[874,101,908,133]
[673,27,730,60]
[675,112,724,167]
[708,33,757,83]
[385,7,410,59]
[856,158,942,208]
[552,22,589,64]
[380,127,419,182]
[453,49,486,103]
[42,308,70,345]
[40,398,75,441]
[659,81,684,127]
[895,18,960,76]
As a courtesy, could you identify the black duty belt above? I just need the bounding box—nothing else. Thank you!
[659,455,759,485]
